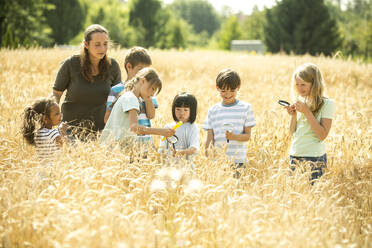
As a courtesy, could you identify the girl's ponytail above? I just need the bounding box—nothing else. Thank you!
[110,76,140,109]
[22,107,39,145]
[124,76,140,91]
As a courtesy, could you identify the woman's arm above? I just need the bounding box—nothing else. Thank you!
[295,101,332,140]
[53,90,64,104]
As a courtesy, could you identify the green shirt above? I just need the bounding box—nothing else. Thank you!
[289,98,335,157]
[100,91,140,145]
[53,55,121,132]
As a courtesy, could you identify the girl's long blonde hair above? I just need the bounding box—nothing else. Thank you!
[292,63,326,115]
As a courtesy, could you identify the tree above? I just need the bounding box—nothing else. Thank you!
[241,6,266,40]
[128,0,162,47]
[0,0,52,47]
[218,15,242,50]
[44,0,85,45]
[264,0,341,55]
[77,0,143,48]
[170,0,220,36]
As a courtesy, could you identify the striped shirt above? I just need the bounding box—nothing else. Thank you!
[35,128,60,165]
[106,82,158,142]
[203,100,255,163]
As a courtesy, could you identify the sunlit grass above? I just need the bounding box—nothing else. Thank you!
[0,48,371,247]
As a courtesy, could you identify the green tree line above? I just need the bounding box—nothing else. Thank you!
[0,0,370,60]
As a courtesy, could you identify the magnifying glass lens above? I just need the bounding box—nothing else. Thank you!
[167,135,178,144]
[278,100,290,106]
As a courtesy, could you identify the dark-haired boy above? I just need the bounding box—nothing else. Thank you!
[203,69,255,176]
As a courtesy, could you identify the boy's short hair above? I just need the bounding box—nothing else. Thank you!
[124,46,152,72]
[172,92,197,124]
[216,69,241,90]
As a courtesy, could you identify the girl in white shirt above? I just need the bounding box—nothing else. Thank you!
[159,93,200,159]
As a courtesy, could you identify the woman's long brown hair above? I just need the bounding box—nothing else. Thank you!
[80,24,111,82]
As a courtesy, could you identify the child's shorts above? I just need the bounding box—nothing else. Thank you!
[289,154,327,183]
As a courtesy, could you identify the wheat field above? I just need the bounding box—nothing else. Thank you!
[0,48,371,247]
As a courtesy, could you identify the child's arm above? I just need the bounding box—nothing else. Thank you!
[55,122,68,147]
[205,129,214,156]
[128,109,175,137]
[295,101,332,140]
[104,88,117,123]
[226,126,252,142]
[175,147,197,156]
[104,110,111,124]
[175,126,199,156]
[285,105,297,135]
[143,97,155,119]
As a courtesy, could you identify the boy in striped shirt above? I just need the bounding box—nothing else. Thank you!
[204,69,255,176]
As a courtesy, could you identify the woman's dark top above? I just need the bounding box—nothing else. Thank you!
[53,55,121,134]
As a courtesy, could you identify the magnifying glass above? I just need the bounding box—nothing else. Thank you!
[222,123,234,143]
[166,135,179,150]
[278,100,290,107]
[161,121,182,141]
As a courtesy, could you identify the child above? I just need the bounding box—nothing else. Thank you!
[159,93,200,160]
[104,47,157,143]
[283,63,334,183]
[22,97,67,165]
[204,69,255,175]
[100,68,175,146]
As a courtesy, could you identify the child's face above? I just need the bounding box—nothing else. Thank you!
[140,79,157,99]
[175,106,190,123]
[126,63,150,80]
[47,104,62,127]
[84,32,109,61]
[217,86,240,105]
[295,77,312,97]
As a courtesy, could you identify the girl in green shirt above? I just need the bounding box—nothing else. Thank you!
[283,63,334,183]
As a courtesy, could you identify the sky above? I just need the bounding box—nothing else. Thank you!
[163,0,278,15]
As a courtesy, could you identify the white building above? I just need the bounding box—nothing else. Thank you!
[230,40,265,53]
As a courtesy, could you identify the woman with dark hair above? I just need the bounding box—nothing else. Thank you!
[52,24,121,140]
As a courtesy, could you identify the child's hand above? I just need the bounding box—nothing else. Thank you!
[285,105,297,116]
[162,128,176,137]
[58,122,68,136]
[225,131,234,141]
[294,101,309,114]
